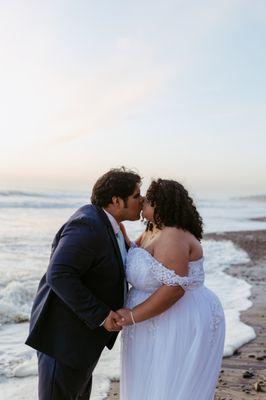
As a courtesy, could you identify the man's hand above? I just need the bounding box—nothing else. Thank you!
[102,310,125,332]
[115,308,133,327]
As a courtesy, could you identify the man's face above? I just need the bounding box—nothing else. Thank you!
[121,184,143,221]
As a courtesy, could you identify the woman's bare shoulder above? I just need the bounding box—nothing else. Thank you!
[156,227,202,265]
[160,227,187,240]
[154,228,189,261]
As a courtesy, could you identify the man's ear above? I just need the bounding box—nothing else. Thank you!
[112,196,125,209]
[111,196,118,207]
[111,196,123,208]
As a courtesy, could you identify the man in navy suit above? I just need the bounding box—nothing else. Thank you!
[26,167,143,399]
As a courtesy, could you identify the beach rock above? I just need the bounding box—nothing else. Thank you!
[254,382,263,391]
[243,370,254,378]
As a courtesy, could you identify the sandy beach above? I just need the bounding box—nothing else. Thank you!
[106,229,266,399]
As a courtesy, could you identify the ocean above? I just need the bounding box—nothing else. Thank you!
[0,189,266,399]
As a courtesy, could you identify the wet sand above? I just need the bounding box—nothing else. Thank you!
[106,230,266,399]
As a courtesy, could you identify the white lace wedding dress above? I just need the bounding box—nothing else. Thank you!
[120,246,225,400]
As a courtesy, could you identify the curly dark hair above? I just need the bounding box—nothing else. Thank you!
[145,179,203,240]
[91,167,141,207]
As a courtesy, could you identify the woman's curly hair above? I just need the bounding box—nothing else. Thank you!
[145,179,203,240]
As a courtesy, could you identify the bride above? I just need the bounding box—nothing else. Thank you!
[117,179,225,400]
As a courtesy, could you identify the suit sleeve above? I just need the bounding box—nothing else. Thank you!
[46,219,111,330]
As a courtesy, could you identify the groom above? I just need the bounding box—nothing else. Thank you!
[26,167,143,400]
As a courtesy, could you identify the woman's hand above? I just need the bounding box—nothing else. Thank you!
[115,308,134,326]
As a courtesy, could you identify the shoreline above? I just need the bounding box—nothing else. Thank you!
[106,229,266,399]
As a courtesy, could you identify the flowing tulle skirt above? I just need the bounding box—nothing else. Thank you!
[121,286,225,400]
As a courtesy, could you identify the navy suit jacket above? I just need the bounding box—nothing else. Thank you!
[26,205,126,369]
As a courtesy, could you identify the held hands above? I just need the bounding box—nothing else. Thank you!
[103,310,125,332]
[102,308,135,332]
[115,308,135,327]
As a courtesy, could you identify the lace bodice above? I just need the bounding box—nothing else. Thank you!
[126,246,205,292]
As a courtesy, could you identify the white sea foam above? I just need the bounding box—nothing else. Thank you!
[0,279,39,325]
[203,239,255,356]
[0,376,38,400]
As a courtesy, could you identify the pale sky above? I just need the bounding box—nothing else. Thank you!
[0,0,265,195]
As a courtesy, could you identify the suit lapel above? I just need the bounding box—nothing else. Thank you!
[107,224,125,273]
[95,206,126,278]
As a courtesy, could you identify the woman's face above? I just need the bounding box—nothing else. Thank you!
[142,197,155,222]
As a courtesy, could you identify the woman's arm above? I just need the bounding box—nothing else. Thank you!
[117,229,190,325]
[121,285,185,325]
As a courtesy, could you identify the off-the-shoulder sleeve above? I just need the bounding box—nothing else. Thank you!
[150,259,204,290]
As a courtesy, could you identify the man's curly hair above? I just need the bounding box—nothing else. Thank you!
[91,167,141,207]
[146,179,203,240]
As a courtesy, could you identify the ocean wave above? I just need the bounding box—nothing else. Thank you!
[13,356,37,378]
[232,194,266,202]
[0,280,38,325]
[203,239,255,356]
[0,190,52,198]
[0,189,88,199]
[0,201,82,209]
[0,189,88,209]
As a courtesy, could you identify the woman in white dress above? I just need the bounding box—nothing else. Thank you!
[117,179,225,400]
